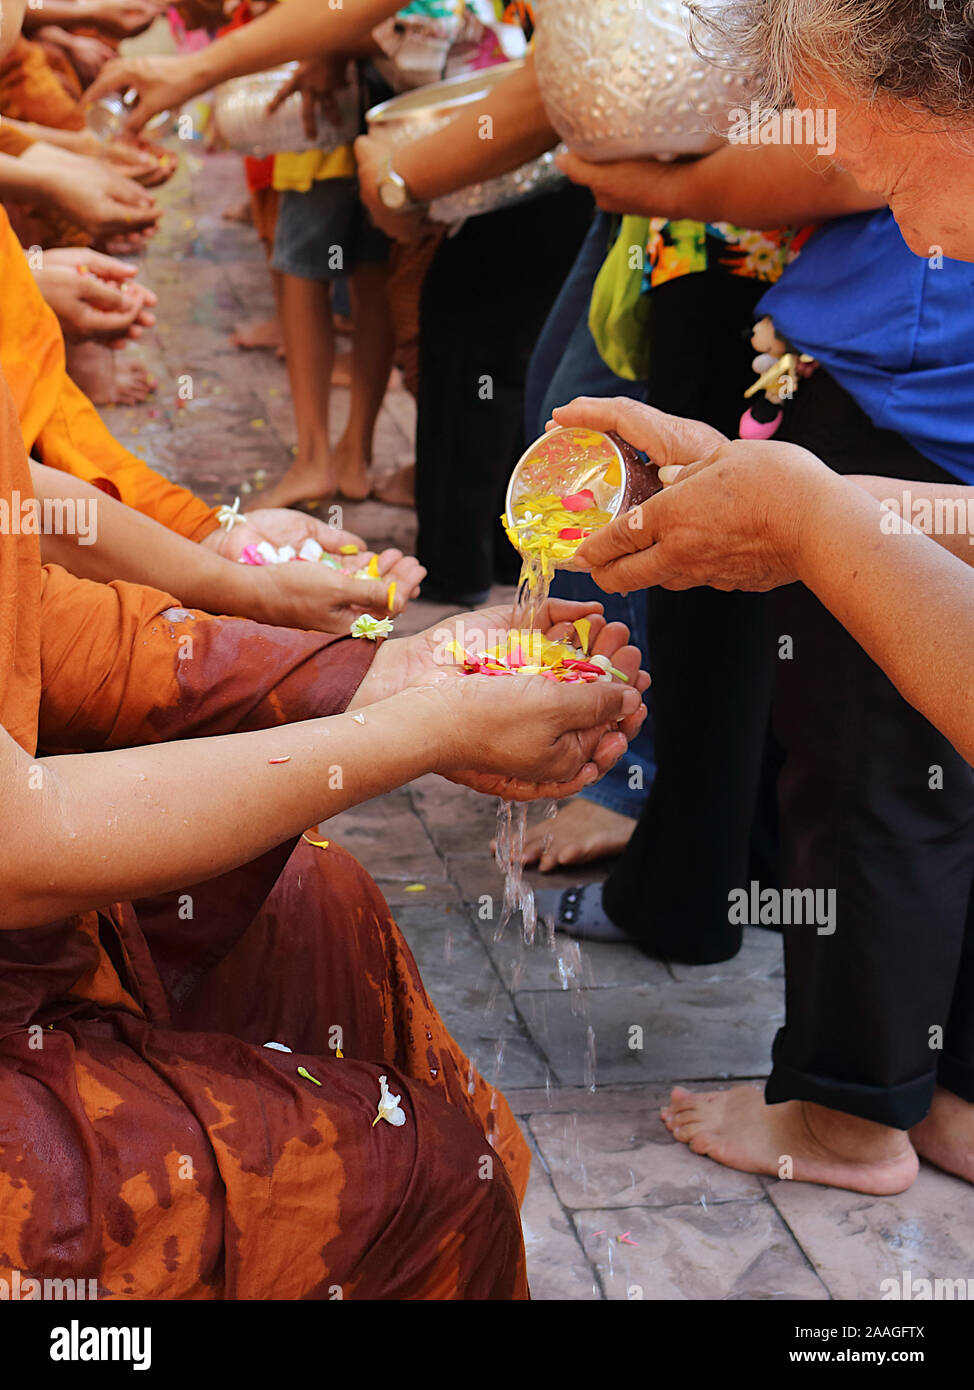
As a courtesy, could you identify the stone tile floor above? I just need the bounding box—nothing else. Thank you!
[100,142,974,1300]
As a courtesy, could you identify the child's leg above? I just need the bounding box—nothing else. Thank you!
[232,187,284,353]
[258,271,337,509]
[333,260,395,500]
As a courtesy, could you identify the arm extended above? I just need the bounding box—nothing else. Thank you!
[371,53,556,204]
[85,0,404,129]
[1,687,437,928]
[557,140,883,229]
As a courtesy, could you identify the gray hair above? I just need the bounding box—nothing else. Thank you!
[687,0,974,120]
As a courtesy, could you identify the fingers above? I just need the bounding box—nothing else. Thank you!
[301,88,318,142]
[340,577,395,617]
[538,597,605,628]
[544,678,643,739]
[78,250,138,281]
[588,543,685,595]
[549,396,727,471]
[84,58,133,107]
[575,501,659,573]
[80,276,135,312]
[266,77,297,115]
[316,524,366,552]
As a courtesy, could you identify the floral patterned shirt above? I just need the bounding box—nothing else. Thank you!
[644,218,815,293]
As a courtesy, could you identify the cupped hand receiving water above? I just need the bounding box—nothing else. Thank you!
[352,598,650,801]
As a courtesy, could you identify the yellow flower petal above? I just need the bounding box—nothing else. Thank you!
[573,618,591,654]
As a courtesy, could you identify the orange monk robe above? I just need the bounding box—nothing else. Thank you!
[0,364,530,1300]
[0,36,85,131]
[0,204,220,541]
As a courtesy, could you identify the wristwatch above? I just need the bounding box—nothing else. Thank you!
[377,160,420,212]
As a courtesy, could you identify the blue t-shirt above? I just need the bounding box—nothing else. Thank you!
[757,209,974,483]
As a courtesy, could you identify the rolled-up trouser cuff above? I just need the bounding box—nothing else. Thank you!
[765,1028,936,1130]
[938,1051,974,1105]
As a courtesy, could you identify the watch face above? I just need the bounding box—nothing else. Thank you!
[379,176,407,211]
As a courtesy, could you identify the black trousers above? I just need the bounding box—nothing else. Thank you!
[608,340,974,1128]
[414,184,594,596]
[765,371,974,1127]
[602,269,776,962]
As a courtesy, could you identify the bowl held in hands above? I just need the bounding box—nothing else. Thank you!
[533,0,754,162]
[505,426,660,572]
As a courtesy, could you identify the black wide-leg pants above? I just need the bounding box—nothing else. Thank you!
[766,371,974,1127]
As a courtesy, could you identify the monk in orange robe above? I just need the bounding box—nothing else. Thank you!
[0,335,649,1298]
[0,360,542,1297]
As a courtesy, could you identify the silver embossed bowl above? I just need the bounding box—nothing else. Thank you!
[213,64,360,158]
[366,60,567,223]
[534,0,754,162]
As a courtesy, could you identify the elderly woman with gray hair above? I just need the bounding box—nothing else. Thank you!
[554,0,974,1198]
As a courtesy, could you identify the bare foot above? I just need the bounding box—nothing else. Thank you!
[522,797,635,871]
[222,197,253,224]
[231,318,284,352]
[67,343,154,406]
[250,458,336,511]
[334,446,372,502]
[661,1085,918,1194]
[331,351,352,388]
[374,463,415,508]
[911,1086,974,1183]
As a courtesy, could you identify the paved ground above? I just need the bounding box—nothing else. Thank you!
[99,141,974,1300]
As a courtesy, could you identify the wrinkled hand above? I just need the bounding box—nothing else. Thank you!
[556,147,687,218]
[22,143,161,236]
[34,247,156,344]
[85,54,198,135]
[267,55,350,141]
[554,397,828,593]
[354,133,429,244]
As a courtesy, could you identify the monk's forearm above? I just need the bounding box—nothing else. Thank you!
[187,0,399,90]
[654,144,882,229]
[3,688,442,928]
[392,56,556,204]
[30,463,264,620]
[1,117,87,154]
[0,147,59,203]
[793,474,974,763]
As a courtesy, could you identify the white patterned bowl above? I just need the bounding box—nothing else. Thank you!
[534,0,753,162]
[213,64,360,158]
